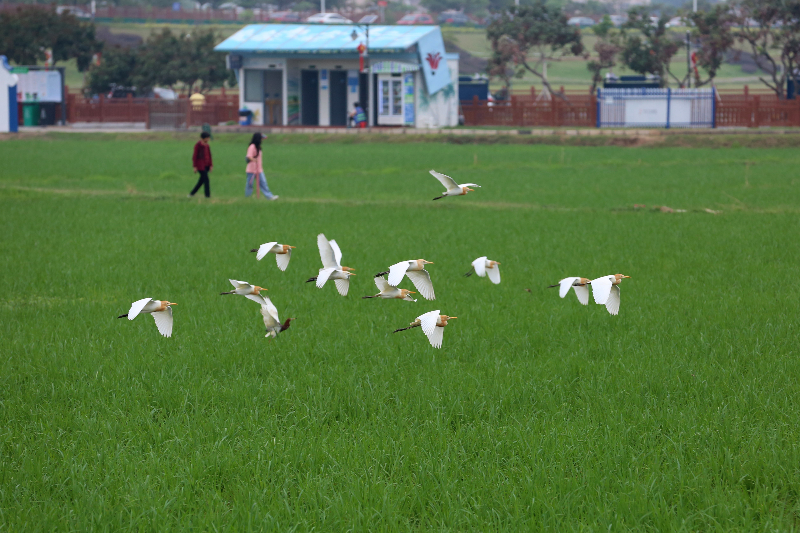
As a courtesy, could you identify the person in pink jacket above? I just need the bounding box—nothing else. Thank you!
[245,133,278,200]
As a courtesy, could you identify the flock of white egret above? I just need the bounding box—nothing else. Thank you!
[118,170,630,347]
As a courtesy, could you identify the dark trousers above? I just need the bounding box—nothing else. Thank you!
[190,169,210,197]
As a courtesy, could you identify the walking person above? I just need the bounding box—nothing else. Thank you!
[189,131,212,198]
[245,132,278,201]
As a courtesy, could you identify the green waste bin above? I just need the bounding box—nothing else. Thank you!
[22,103,40,126]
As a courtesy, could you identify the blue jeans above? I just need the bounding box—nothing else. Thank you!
[245,172,273,198]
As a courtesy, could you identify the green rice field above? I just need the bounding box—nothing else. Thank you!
[1,133,799,529]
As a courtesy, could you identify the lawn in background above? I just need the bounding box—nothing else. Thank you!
[1,134,799,529]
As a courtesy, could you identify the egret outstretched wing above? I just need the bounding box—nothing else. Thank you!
[558,277,580,298]
[429,170,461,193]
[245,293,269,305]
[275,249,292,271]
[329,240,343,268]
[605,286,621,315]
[374,275,390,292]
[317,234,338,269]
[573,284,590,305]
[255,242,278,261]
[418,310,443,348]
[486,265,501,285]
[387,261,411,287]
[151,308,173,337]
[591,276,614,305]
[334,278,350,297]
[472,257,487,277]
[261,297,280,323]
[316,267,335,288]
[127,298,153,320]
[229,279,249,289]
[460,183,481,188]
[407,270,435,300]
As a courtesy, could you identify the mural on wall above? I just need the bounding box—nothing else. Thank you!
[417,60,458,128]
[286,68,300,125]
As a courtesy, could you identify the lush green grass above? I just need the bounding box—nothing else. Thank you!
[1,134,800,530]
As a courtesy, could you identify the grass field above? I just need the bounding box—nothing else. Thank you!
[1,133,800,529]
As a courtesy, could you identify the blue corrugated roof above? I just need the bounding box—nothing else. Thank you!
[215,24,438,54]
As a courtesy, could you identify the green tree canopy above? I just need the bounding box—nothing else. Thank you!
[687,5,736,87]
[619,8,681,87]
[486,0,584,97]
[0,6,101,71]
[735,0,800,98]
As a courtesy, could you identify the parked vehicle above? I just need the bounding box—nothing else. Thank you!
[438,10,470,25]
[269,11,300,22]
[665,16,685,27]
[567,16,595,28]
[56,5,91,19]
[357,14,379,23]
[305,12,353,23]
[397,13,434,25]
[107,84,138,99]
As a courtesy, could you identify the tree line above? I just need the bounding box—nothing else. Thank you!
[487,0,800,98]
[0,5,232,96]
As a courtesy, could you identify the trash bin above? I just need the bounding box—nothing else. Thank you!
[239,108,253,126]
[39,103,57,126]
[22,103,40,126]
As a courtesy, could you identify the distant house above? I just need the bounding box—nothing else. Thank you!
[215,24,459,128]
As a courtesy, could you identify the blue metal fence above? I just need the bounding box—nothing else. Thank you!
[597,88,715,128]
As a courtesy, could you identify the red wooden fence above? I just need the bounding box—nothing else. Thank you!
[64,93,239,128]
[462,87,800,128]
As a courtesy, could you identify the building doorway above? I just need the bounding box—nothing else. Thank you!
[301,70,319,125]
[329,70,348,126]
[264,70,283,126]
[377,74,404,126]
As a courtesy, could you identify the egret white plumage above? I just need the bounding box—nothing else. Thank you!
[590,274,631,315]
[465,256,501,284]
[260,297,296,338]
[363,275,417,301]
[117,298,176,338]
[375,259,435,300]
[393,309,457,348]
[250,241,296,271]
[305,233,355,296]
[548,277,591,305]
[429,170,480,200]
[220,279,269,305]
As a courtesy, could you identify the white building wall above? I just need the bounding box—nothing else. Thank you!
[414,57,459,128]
[319,68,330,126]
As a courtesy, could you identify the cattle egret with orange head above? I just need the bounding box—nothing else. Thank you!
[465,256,501,284]
[117,298,176,338]
[548,277,591,305]
[251,241,296,271]
[220,279,269,305]
[429,170,480,200]
[590,274,631,315]
[393,309,457,348]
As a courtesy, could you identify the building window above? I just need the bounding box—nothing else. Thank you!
[244,69,263,103]
[392,79,402,116]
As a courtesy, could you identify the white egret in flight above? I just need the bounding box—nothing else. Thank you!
[117,298,176,338]
[548,277,591,305]
[220,279,269,305]
[465,257,501,284]
[250,242,296,271]
[363,275,417,301]
[305,233,355,296]
[393,310,457,348]
[429,170,480,200]
[590,274,631,315]
[375,259,435,300]
[260,297,296,338]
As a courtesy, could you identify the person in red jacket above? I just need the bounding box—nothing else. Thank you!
[189,132,213,198]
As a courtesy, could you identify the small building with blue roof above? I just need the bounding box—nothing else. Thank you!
[214,24,459,128]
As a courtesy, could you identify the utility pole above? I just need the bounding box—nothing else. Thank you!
[321,0,325,13]
[693,0,697,12]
